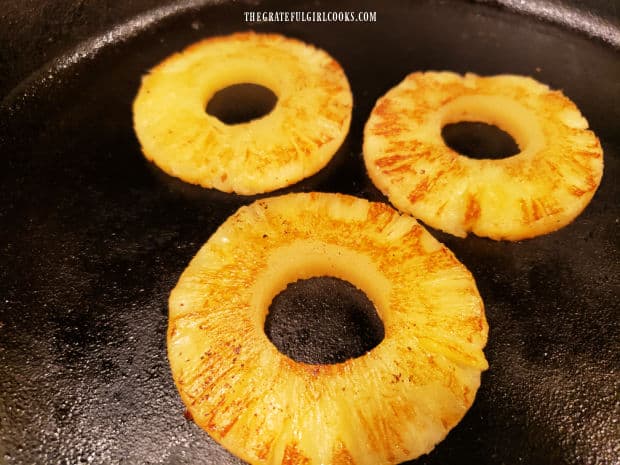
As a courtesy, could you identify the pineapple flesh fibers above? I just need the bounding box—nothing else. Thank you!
[168,192,488,465]
[133,32,352,195]
[363,72,604,241]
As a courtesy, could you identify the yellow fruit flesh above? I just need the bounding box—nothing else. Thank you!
[133,32,352,195]
[363,72,604,240]
[168,192,488,465]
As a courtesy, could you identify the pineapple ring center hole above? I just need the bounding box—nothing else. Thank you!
[264,277,385,365]
[206,83,278,125]
[441,122,520,159]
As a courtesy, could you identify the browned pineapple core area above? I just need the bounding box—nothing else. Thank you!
[264,276,385,365]
[206,82,278,125]
[441,122,520,159]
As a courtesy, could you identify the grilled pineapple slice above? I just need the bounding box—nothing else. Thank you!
[364,72,604,240]
[133,32,352,195]
[168,192,488,465]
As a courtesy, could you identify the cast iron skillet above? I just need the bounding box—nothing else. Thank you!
[0,1,618,464]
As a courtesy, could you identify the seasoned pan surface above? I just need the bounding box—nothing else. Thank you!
[1,1,618,464]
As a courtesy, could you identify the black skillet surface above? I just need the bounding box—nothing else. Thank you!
[1,0,619,464]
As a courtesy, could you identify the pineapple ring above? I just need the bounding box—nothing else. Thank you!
[364,72,604,240]
[133,32,352,195]
[168,192,488,465]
